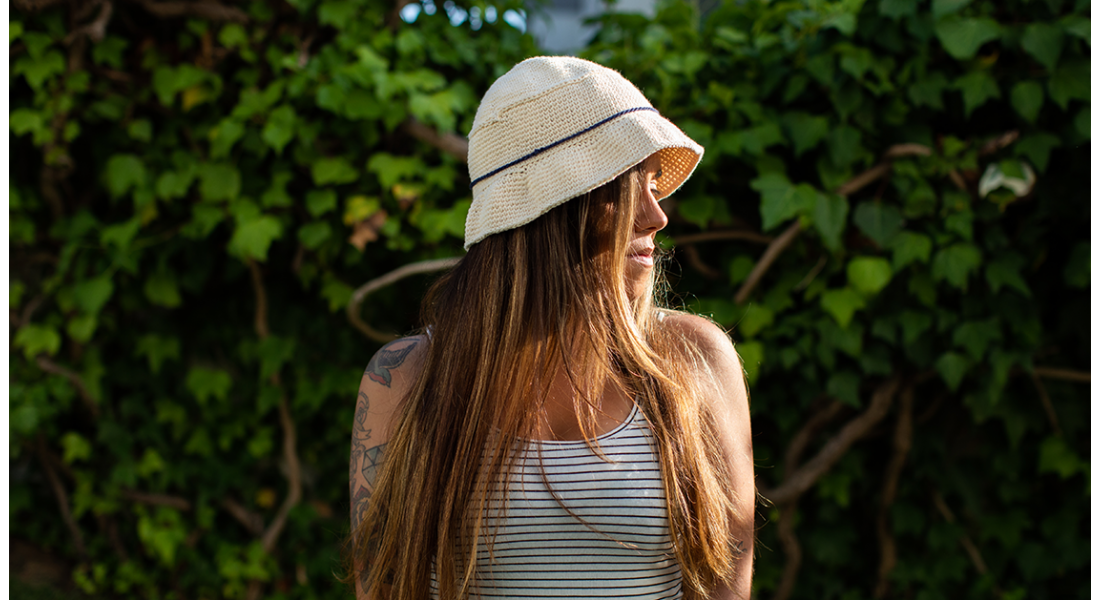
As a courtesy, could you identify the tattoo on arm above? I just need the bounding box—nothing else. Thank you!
[364,339,418,387]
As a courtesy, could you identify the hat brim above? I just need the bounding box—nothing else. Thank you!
[464,110,703,249]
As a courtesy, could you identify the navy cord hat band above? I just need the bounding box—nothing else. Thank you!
[469,106,658,189]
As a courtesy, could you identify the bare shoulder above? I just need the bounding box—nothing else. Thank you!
[356,335,429,438]
[659,310,749,412]
[660,311,740,370]
[363,335,429,392]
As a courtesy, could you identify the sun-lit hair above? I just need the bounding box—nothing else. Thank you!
[345,162,747,599]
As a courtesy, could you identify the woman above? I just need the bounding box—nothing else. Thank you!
[347,57,754,600]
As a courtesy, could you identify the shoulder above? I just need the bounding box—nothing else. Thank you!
[659,311,740,369]
[658,310,748,410]
[363,335,429,392]
[357,335,429,434]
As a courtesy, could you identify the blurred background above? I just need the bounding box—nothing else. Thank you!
[8,0,1091,598]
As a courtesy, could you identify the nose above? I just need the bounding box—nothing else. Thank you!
[635,187,668,233]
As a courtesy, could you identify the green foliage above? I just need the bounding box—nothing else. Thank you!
[9,0,1087,599]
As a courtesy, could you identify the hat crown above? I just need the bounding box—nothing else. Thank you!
[462,56,703,250]
[469,57,646,137]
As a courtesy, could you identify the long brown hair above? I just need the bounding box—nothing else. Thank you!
[346,163,747,598]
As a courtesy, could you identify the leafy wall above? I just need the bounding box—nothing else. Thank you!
[9,0,1090,598]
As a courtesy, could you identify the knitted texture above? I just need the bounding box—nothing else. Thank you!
[464,56,704,249]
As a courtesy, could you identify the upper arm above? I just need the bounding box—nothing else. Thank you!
[664,313,754,599]
[349,335,427,544]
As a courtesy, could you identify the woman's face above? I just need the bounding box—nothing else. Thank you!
[624,155,669,300]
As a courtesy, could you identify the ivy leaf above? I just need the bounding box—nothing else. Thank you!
[229,212,283,262]
[908,72,950,110]
[1075,107,1090,140]
[853,202,903,247]
[847,257,893,295]
[935,17,1002,60]
[14,323,62,358]
[1047,60,1090,110]
[260,172,293,208]
[65,312,96,341]
[931,0,972,18]
[208,118,245,159]
[197,163,242,202]
[985,254,1031,296]
[1063,242,1090,288]
[100,218,141,249]
[812,192,849,252]
[318,0,358,27]
[14,50,66,90]
[156,169,197,200]
[311,156,359,185]
[257,336,296,379]
[932,242,982,290]
[298,222,332,249]
[1060,15,1090,46]
[321,274,353,312]
[953,318,1002,360]
[367,153,424,189]
[890,231,933,270]
[936,351,970,391]
[261,105,297,155]
[144,271,183,308]
[306,189,338,217]
[677,195,715,229]
[820,287,866,328]
[105,154,147,199]
[1021,22,1064,71]
[1010,81,1044,123]
[898,309,933,344]
[737,304,774,338]
[1038,436,1085,479]
[73,277,115,314]
[734,340,764,385]
[781,111,829,157]
[826,371,861,407]
[135,334,181,374]
[10,109,45,139]
[826,125,865,168]
[1014,132,1061,173]
[748,171,792,230]
[185,366,232,405]
[61,432,92,464]
[878,0,916,20]
[955,70,1000,117]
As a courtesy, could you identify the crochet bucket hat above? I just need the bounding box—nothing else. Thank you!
[463,56,704,249]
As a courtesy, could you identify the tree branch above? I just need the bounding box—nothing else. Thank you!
[1029,371,1062,436]
[64,0,113,45]
[261,395,302,553]
[221,498,265,536]
[835,162,893,198]
[401,118,469,162]
[874,385,914,598]
[773,502,802,600]
[246,259,269,339]
[36,437,87,560]
[348,256,461,342]
[35,356,99,418]
[122,490,193,511]
[1033,366,1090,383]
[671,229,773,246]
[734,220,801,305]
[932,491,992,578]
[680,244,721,279]
[126,0,248,22]
[762,375,902,505]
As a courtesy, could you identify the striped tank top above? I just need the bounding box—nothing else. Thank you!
[430,402,683,599]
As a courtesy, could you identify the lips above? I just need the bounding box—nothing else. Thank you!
[628,246,655,267]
